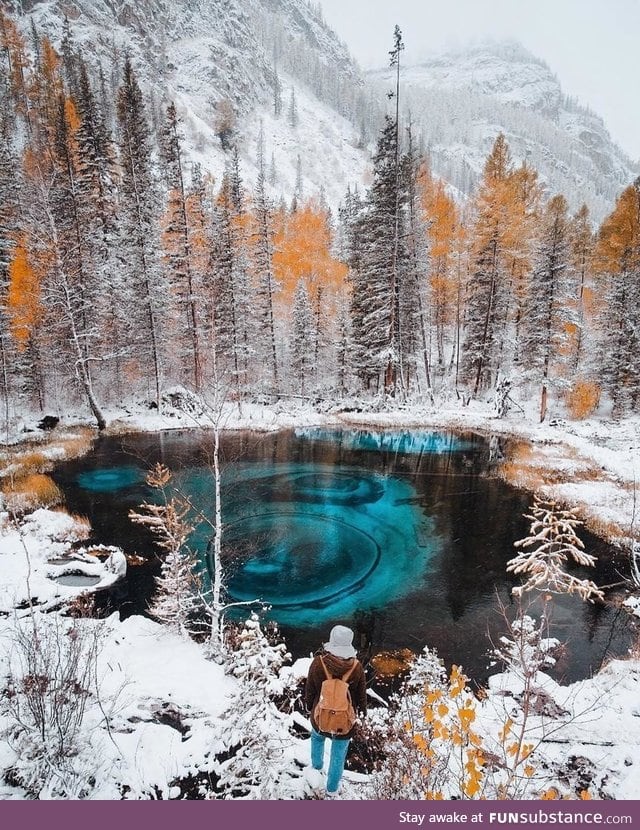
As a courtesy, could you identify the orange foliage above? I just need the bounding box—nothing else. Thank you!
[596,183,640,276]
[272,199,347,304]
[1,473,63,512]
[567,380,601,420]
[418,165,464,347]
[7,239,41,349]
[0,10,31,114]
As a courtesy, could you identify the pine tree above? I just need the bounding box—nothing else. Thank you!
[520,194,572,422]
[161,102,202,391]
[210,160,253,395]
[401,125,429,395]
[0,129,20,433]
[272,65,282,118]
[116,56,164,407]
[215,614,299,799]
[60,16,79,97]
[252,127,279,390]
[349,116,407,394]
[595,178,640,414]
[290,278,315,393]
[287,87,298,129]
[47,92,107,427]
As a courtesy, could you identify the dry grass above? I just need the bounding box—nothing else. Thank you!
[499,444,603,491]
[0,428,96,485]
[1,473,64,513]
[58,428,95,460]
[13,450,50,474]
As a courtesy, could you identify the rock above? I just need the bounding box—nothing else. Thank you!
[37,415,60,431]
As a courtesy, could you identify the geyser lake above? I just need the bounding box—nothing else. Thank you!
[52,427,634,685]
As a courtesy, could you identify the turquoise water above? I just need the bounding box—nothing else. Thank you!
[176,463,437,626]
[295,427,476,455]
[77,466,145,492]
[52,428,634,682]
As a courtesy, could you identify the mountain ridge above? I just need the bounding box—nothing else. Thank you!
[6,4,638,221]
[367,39,638,221]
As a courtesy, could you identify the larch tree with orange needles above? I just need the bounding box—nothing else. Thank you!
[419,166,459,381]
[462,134,540,397]
[0,10,32,128]
[273,198,347,376]
[568,203,595,376]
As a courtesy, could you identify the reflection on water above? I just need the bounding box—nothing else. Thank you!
[51,427,635,684]
[295,427,477,455]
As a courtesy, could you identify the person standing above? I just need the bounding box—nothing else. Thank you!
[305,624,367,798]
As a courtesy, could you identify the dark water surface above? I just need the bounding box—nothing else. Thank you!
[51,427,634,685]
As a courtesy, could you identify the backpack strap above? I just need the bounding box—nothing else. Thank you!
[341,659,357,683]
[319,655,357,682]
[319,655,331,680]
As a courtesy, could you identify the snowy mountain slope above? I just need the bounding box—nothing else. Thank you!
[7,5,638,222]
[368,40,639,222]
[13,0,369,212]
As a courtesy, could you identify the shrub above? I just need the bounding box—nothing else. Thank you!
[1,613,104,798]
[567,380,600,420]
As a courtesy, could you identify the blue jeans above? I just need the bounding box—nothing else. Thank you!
[311,727,350,793]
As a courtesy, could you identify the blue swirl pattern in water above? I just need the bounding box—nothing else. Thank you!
[76,466,144,492]
[178,463,438,627]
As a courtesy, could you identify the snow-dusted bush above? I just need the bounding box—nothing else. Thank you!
[508,497,604,601]
[213,614,301,799]
[1,612,106,798]
[129,464,202,635]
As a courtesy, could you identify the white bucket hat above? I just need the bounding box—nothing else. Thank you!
[324,625,357,659]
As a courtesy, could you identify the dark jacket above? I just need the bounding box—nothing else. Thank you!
[305,650,367,740]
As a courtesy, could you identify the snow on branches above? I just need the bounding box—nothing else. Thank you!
[129,464,201,633]
[507,497,604,602]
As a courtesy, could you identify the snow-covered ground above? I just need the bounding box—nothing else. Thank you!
[1,394,640,799]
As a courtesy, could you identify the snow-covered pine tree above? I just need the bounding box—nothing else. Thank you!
[0,128,20,434]
[73,58,123,398]
[214,613,300,800]
[59,16,79,99]
[287,86,298,129]
[129,463,201,635]
[160,102,203,391]
[595,178,640,415]
[401,124,430,396]
[272,63,282,118]
[210,156,253,397]
[507,496,604,601]
[349,115,408,395]
[116,56,164,408]
[252,127,279,391]
[520,194,572,422]
[290,278,315,393]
